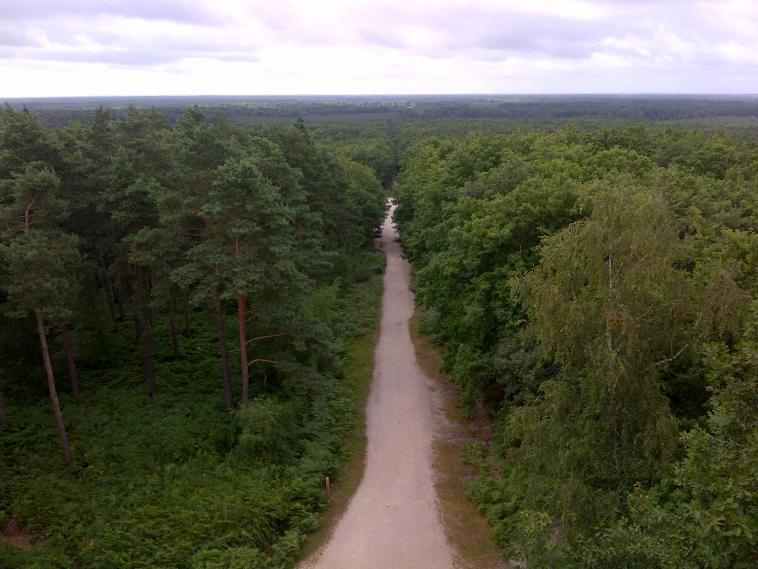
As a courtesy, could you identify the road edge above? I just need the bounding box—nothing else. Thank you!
[409,307,507,569]
[298,266,385,565]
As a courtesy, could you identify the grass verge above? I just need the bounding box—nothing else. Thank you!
[409,308,505,569]
[298,270,384,562]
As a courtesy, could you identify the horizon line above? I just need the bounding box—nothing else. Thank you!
[4,92,758,101]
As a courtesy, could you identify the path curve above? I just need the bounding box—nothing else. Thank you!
[303,207,454,569]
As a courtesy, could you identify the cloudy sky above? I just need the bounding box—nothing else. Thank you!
[1,0,757,97]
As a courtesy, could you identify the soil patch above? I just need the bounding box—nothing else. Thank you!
[0,518,35,551]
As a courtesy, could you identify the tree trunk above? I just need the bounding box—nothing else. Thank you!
[213,292,233,410]
[143,337,156,396]
[112,274,126,322]
[60,321,80,399]
[182,291,191,338]
[238,295,250,404]
[132,310,142,343]
[97,252,117,324]
[99,270,117,323]
[137,268,156,397]
[606,253,614,353]
[168,310,181,361]
[35,310,72,462]
[140,318,156,397]
[0,390,6,426]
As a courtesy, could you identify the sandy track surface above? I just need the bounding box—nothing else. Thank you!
[302,209,454,569]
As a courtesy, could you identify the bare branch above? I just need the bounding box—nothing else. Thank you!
[245,332,289,345]
[248,358,278,368]
[654,311,703,367]
[654,343,689,367]
[23,198,36,235]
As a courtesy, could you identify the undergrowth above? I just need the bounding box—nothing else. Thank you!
[0,250,385,569]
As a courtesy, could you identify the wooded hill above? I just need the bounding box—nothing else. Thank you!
[394,125,757,568]
[0,105,386,567]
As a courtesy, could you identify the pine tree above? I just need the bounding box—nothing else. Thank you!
[165,109,237,408]
[0,166,81,461]
[201,157,303,404]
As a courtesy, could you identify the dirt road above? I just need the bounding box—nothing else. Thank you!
[303,209,454,569]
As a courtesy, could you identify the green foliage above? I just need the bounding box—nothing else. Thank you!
[583,324,758,569]
[237,396,297,463]
[0,103,387,568]
[394,124,757,567]
[0,105,61,176]
[4,97,756,567]
[0,256,384,568]
[0,230,81,320]
[193,547,267,569]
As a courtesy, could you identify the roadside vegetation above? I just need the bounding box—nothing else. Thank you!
[298,270,382,562]
[409,309,505,569]
[394,124,757,568]
[0,105,386,568]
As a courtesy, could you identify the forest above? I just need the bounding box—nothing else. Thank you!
[0,105,386,567]
[1,97,756,568]
[7,94,758,128]
[394,124,757,567]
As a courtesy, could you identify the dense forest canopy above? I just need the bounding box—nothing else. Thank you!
[0,105,386,567]
[393,124,757,567]
[6,94,758,126]
[1,96,756,568]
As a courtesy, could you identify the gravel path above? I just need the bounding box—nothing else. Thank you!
[303,208,454,569]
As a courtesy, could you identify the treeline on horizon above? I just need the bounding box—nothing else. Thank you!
[0,105,386,567]
[9,95,758,131]
[394,124,757,568]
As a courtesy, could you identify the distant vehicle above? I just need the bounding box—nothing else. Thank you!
[373,227,383,238]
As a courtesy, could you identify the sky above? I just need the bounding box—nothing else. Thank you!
[1,0,757,97]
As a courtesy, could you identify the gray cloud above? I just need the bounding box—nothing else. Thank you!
[1,0,225,25]
[346,1,751,62]
[1,46,259,66]
[0,1,258,66]
[0,0,756,93]
[0,25,42,47]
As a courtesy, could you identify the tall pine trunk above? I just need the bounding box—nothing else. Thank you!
[212,292,233,410]
[137,268,156,397]
[140,318,156,397]
[182,291,191,338]
[60,321,80,399]
[132,310,142,343]
[238,295,250,404]
[168,309,181,361]
[112,273,126,322]
[35,310,72,462]
[99,269,117,324]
